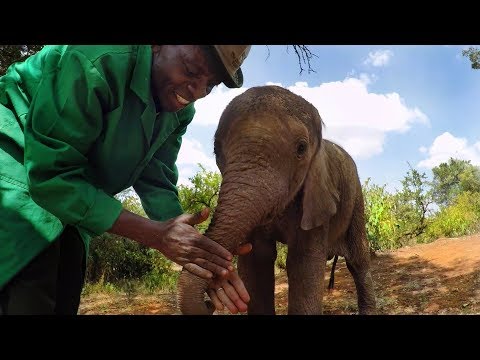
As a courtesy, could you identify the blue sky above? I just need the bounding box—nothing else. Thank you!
[177,45,480,193]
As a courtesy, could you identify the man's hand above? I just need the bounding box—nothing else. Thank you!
[155,208,236,279]
[207,269,251,314]
[108,208,235,281]
[206,242,253,314]
[108,207,254,303]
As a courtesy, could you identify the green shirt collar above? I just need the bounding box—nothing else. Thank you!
[130,45,153,105]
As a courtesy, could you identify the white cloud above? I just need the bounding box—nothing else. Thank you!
[176,138,218,186]
[363,50,394,67]
[191,85,247,126]
[266,81,283,86]
[285,78,429,159]
[417,132,480,169]
[176,75,428,184]
[358,73,373,85]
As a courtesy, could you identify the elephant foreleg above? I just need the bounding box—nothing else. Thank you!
[287,228,327,315]
[238,228,277,315]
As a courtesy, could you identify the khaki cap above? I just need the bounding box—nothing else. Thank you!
[213,45,252,88]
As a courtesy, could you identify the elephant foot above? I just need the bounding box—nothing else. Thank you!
[358,307,377,315]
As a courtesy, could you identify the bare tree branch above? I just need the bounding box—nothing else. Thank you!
[290,45,318,74]
[261,45,318,74]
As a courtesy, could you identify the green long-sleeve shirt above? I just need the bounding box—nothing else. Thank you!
[0,45,195,287]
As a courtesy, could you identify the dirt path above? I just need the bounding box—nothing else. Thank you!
[79,234,480,315]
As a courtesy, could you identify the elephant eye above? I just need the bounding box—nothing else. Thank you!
[296,140,308,158]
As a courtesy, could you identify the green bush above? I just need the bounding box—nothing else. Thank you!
[82,162,480,296]
[275,243,288,270]
[84,192,178,291]
[142,267,179,292]
[86,233,178,291]
[425,191,480,240]
[362,179,399,251]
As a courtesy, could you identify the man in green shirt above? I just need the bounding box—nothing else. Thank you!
[0,45,252,315]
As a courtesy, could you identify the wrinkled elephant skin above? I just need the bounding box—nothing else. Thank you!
[178,85,376,315]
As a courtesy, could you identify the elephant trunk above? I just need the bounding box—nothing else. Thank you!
[177,168,284,314]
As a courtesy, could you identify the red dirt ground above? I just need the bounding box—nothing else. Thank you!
[78,234,480,315]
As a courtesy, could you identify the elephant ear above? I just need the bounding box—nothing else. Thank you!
[300,144,340,231]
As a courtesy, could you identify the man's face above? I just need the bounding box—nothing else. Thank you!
[151,45,224,112]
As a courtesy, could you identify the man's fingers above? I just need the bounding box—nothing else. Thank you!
[235,243,252,256]
[192,256,230,277]
[183,263,213,280]
[206,289,224,312]
[216,286,240,314]
[229,272,250,303]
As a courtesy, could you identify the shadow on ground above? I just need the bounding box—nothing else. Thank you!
[79,236,480,315]
[272,245,480,315]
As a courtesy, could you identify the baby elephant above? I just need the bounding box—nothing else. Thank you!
[178,85,376,315]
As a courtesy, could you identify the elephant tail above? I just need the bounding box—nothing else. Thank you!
[328,255,339,291]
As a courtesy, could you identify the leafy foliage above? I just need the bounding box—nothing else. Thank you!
[393,165,433,244]
[431,158,480,208]
[425,191,480,239]
[84,155,480,292]
[85,193,178,291]
[85,165,223,291]
[276,243,288,270]
[462,47,480,69]
[178,164,222,233]
[0,45,44,75]
[458,164,480,193]
[362,178,398,251]
[363,159,480,252]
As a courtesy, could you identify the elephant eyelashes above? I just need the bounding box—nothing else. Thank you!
[296,140,308,158]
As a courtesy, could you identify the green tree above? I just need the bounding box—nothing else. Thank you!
[393,164,433,242]
[459,164,480,193]
[178,164,222,233]
[0,45,44,75]
[426,191,480,240]
[431,158,480,207]
[462,47,480,69]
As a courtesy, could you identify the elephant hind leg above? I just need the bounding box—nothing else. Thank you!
[345,259,376,314]
[345,198,377,315]
[328,255,339,290]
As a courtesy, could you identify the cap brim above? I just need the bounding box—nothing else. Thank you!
[222,68,244,88]
[209,45,244,88]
